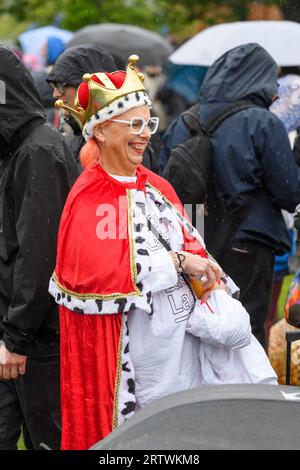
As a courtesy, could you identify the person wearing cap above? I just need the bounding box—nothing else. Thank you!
[49,55,276,450]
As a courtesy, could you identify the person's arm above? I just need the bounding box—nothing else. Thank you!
[293,132,300,167]
[1,142,73,355]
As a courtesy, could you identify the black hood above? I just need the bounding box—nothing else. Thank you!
[31,69,55,109]
[47,44,118,88]
[199,43,278,107]
[0,46,45,149]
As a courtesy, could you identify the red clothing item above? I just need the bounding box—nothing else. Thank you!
[54,164,206,301]
[60,307,122,450]
[53,164,207,450]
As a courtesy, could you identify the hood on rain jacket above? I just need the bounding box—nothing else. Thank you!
[0,46,78,356]
[162,43,300,254]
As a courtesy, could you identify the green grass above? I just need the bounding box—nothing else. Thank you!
[276,274,294,320]
[17,431,26,450]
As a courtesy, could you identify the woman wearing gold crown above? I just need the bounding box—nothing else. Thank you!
[49,56,277,450]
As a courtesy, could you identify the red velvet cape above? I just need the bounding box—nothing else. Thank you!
[54,164,207,449]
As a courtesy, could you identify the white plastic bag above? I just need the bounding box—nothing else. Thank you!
[198,335,278,385]
[186,290,278,385]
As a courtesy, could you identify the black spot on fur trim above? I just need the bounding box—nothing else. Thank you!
[127,378,135,394]
[159,217,171,225]
[128,303,137,312]
[148,192,156,201]
[67,295,71,303]
[125,95,129,101]
[124,343,129,354]
[121,401,136,415]
[135,223,144,232]
[115,298,127,313]
[96,299,103,312]
[73,307,84,314]
[136,263,142,275]
[118,101,124,108]
[135,92,140,101]
[108,109,114,114]
[61,293,65,299]
[146,292,151,304]
[57,293,61,302]
[187,223,194,233]
[135,236,145,244]
[137,249,149,256]
[122,362,131,372]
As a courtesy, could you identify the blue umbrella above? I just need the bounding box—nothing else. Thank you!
[271,74,300,133]
[19,26,73,57]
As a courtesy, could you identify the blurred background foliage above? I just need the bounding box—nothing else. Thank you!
[0,0,299,45]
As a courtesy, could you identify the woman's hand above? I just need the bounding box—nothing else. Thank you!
[201,280,229,302]
[180,251,221,291]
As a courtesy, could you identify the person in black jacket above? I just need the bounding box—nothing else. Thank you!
[162,44,300,349]
[0,46,78,449]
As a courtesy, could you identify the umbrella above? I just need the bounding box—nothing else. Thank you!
[19,26,73,57]
[67,23,173,67]
[170,21,300,67]
[271,74,300,134]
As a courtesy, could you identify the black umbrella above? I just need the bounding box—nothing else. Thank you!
[67,23,173,67]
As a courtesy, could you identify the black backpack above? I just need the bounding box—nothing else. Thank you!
[162,102,255,205]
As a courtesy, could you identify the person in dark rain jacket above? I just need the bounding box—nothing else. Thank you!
[0,46,77,449]
[161,43,300,349]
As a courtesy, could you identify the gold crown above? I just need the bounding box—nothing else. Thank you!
[55,54,146,128]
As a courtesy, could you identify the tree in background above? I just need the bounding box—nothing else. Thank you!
[0,0,292,43]
[282,0,300,22]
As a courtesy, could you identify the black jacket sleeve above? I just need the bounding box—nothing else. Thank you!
[1,138,76,354]
[293,133,300,167]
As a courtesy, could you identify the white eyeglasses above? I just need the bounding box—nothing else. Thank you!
[110,116,159,135]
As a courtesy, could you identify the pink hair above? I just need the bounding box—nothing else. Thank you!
[80,138,101,169]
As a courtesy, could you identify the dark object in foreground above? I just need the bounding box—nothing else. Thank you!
[287,303,300,329]
[91,385,300,450]
[286,330,300,385]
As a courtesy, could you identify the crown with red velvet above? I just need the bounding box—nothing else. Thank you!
[55,54,151,141]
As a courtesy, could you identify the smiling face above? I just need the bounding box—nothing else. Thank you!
[93,105,151,176]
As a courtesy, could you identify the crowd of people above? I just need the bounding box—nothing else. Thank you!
[0,36,300,450]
